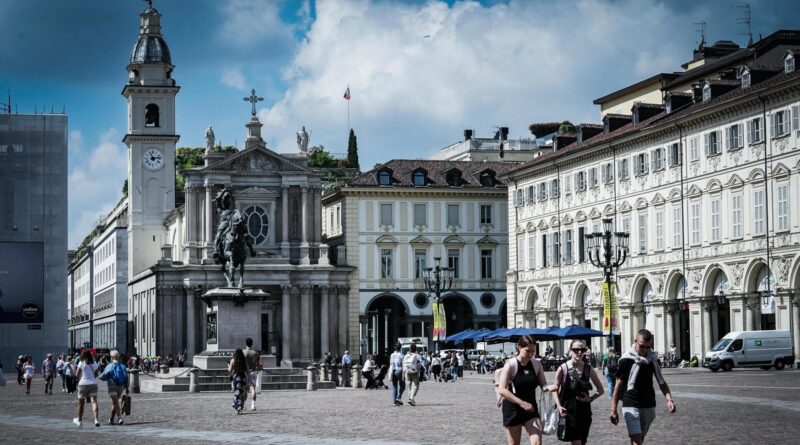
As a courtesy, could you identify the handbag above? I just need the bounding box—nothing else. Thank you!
[539,387,558,435]
[121,394,132,416]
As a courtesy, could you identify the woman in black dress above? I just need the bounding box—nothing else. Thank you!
[228,349,248,414]
[496,335,552,445]
[552,339,605,444]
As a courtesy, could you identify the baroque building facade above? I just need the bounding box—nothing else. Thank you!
[506,32,800,362]
[323,160,517,358]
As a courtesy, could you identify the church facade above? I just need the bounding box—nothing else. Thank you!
[102,4,351,364]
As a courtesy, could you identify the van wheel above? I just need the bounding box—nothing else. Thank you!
[760,366,772,370]
[721,361,733,372]
[774,360,785,371]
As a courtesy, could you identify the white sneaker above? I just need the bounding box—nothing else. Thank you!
[73,418,82,428]
[94,418,100,427]
[251,401,256,411]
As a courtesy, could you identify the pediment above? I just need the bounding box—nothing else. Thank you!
[562,214,574,225]
[575,211,587,222]
[668,188,682,201]
[525,221,535,232]
[772,163,790,178]
[537,219,549,230]
[705,179,722,194]
[409,235,432,246]
[603,204,615,216]
[687,184,702,197]
[515,224,525,234]
[619,201,632,213]
[238,186,279,198]
[589,208,602,219]
[203,145,311,174]
[549,216,560,227]
[651,193,665,206]
[443,235,466,246]
[747,168,765,182]
[726,174,744,189]
[635,198,648,209]
[476,236,498,247]
[376,235,398,245]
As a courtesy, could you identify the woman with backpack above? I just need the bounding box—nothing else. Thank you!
[552,339,605,445]
[600,347,618,399]
[496,335,553,445]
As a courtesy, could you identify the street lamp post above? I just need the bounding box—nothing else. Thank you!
[585,218,629,351]
[423,257,453,352]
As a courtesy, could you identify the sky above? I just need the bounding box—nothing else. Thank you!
[0,0,797,249]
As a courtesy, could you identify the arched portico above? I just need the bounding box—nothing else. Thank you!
[665,272,690,360]
[702,267,731,345]
[442,292,475,336]
[363,293,408,360]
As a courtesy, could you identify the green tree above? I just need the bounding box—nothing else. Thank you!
[308,149,338,168]
[175,147,206,192]
[347,128,359,170]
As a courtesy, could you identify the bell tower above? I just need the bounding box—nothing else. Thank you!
[123,2,180,277]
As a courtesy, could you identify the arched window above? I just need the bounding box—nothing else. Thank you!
[145,104,160,127]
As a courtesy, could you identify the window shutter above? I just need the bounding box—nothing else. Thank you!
[704,133,710,156]
[565,174,572,194]
[771,113,777,137]
[644,153,649,173]
[737,124,744,147]
[792,106,799,131]
[725,127,731,151]
[651,151,656,171]
[746,120,752,144]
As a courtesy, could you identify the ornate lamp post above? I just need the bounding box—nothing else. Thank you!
[423,257,453,352]
[585,218,629,350]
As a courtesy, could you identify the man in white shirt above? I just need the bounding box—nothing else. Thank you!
[402,344,423,406]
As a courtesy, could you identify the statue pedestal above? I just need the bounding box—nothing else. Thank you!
[193,287,273,370]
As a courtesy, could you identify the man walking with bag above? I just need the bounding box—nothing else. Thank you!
[42,353,57,395]
[402,344,423,406]
[99,350,128,425]
[610,329,676,445]
[389,343,405,405]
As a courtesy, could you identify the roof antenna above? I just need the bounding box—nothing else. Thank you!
[737,4,753,47]
[693,20,707,50]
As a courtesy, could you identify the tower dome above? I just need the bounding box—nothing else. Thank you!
[129,4,172,65]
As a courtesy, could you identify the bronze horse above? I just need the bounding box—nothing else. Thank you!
[212,187,256,288]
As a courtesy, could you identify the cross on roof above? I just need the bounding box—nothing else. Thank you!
[243,89,264,116]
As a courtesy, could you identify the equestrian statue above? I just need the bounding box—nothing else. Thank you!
[212,186,257,288]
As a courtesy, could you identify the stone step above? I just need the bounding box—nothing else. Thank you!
[157,381,314,392]
[173,374,307,384]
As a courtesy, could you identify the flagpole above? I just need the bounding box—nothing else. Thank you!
[347,83,350,132]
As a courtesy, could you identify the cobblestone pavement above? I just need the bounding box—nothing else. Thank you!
[1,367,799,444]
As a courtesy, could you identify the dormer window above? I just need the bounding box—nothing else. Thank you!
[479,170,496,187]
[786,53,795,73]
[412,171,426,187]
[377,171,392,186]
[741,69,751,88]
[702,83,711,102]
[445,169,463,187]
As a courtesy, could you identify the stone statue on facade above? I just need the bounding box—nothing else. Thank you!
[296,126,309,153]
[212,186,257,288]
[205,125,215,153]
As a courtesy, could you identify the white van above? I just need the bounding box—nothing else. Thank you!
[703,330,795,372]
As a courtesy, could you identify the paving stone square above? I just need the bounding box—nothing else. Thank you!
[1,368,799,444]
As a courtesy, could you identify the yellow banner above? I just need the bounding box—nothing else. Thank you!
[439,303,447,340]
[602,281,621,335]
[432,302,440,340]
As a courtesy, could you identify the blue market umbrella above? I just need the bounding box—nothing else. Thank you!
[443,329,475,344]
[548,325,605,339]
[461,328,493,342]
[483,328,513,341]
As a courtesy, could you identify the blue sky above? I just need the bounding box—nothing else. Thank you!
[0,0,797,248]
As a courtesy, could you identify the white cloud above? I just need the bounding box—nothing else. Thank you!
[67,128,127,248]
[221,67,248,90]
[258,0,712,168]
[218,0,294,47]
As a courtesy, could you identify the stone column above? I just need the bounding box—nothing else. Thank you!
[184,185,198,263]
[792,296,800,363]
[338,287,349,355]
[745,299,754,331]
[300,285,313,361]
[281,284,292,367]
[702,302,712,353]
[205,184,214,260]
[320,286,330,356]
[186,287,196,360]
[300,186,310,263]
[281,185,289,257]
[665,304,675,352]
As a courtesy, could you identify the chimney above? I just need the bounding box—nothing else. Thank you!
[464,129,473,140]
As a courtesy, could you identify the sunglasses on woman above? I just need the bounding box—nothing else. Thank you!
[571,348,587,353]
